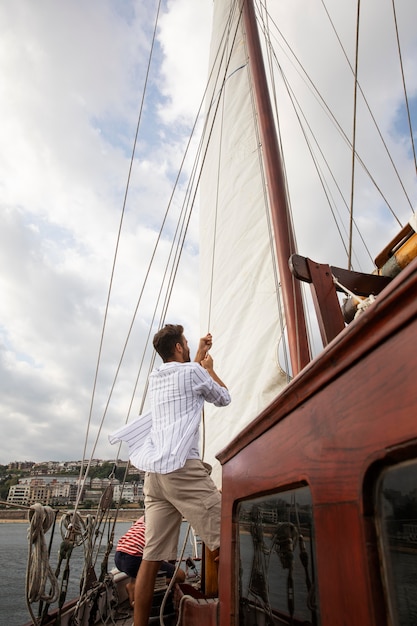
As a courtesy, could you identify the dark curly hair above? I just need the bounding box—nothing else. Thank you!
[153,324,184,362]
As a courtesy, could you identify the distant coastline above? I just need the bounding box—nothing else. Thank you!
[0,508,143,523]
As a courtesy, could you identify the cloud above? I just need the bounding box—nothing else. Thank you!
[0,0,416,466]
[157,0,212,125]
[0,0,205,464]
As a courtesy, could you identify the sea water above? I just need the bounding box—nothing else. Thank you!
[3,521,415,626]
[0,521,198,626]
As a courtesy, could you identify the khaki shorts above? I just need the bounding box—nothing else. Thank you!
[143,459,221,561]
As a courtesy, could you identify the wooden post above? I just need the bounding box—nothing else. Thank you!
[201,545,219,597]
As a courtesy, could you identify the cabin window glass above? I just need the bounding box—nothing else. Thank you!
[237,485,320,625]
[376,460,417,625]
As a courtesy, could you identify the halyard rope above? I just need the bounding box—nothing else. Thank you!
[26,503,59,624]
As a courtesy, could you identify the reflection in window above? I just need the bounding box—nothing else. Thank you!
[238,486,319,625]
[376,460,417,626]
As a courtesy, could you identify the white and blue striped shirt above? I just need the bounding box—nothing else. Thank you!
[109,361,230,474]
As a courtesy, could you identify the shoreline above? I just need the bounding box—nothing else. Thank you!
[0,508,143,523]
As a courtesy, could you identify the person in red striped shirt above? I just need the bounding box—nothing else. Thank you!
[114,515,185,605]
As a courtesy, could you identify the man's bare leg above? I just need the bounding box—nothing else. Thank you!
[173,567,186,583]
[133,559,162,626]
[126,578,135,606]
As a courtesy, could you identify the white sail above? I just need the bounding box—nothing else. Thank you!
[199,0,288,486]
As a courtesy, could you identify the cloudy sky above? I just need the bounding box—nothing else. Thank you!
[0,0,416,466]
[0,0,213,465]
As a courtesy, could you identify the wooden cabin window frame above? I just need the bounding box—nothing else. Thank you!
[235,483,320,626]
[372,458,417,626]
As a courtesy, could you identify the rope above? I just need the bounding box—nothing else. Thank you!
[391,0,417,177]
[348,0,361,270]
[25,503,60,623]
[333,274,377,319]
[75,0,163,513]
[175,594,198,626]
[354,294,376,318]
[59,492,119,624]
[332,275,365,301]
[159,522,193,626]
[59,510,87,546]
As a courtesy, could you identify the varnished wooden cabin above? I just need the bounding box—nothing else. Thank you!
[175,248,417,626]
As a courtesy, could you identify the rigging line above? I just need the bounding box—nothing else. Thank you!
[259,0,291,260]
[87,0,243,452]
[260,0,314,370]
[257,2,335,361]
[391,0,417,180]
[266,1,411,224]
[157,0,246,321]
[257,0,365,265]
[160,143,205,318]
[80,190,189,472]
[159,134,209,319]
[251,0,292,379]
[117,333,154,437]
[150,104,212,338]
[111,134,207,444]
[149,43,231,337]
[258,1,309,372]
[288,93,346,259]
[279,66,370,269]
[120,199,195,431]
[319,0,412,220]
[257,3,312,372]
[258,3,334,360]
[76,0,163,502]
[102,103,226,472]
[274,57,364,268]
[106,152,211,466]
[201,0,243,332]
[259,0,317,367]
[206,34,227,334]
[117,193,196,434]
[93,2,245,479]
[80,39,214,472]
[348,0,361,271]
[116,194,191,429]
[207,3,238,331]
[164,0,245,334]
[106,462,131,533]
[256,13,381,269]
[91,57,217,529]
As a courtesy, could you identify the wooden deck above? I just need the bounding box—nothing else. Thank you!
[102,587,178,626]
[108,599,133,625]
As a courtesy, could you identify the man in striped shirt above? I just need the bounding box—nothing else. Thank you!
[133,324,231,626]
[114,515,185,606]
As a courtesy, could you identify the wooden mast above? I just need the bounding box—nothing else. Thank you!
[241,0,310,374]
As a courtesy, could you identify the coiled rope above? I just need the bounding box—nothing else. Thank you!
[26,503,59,623]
